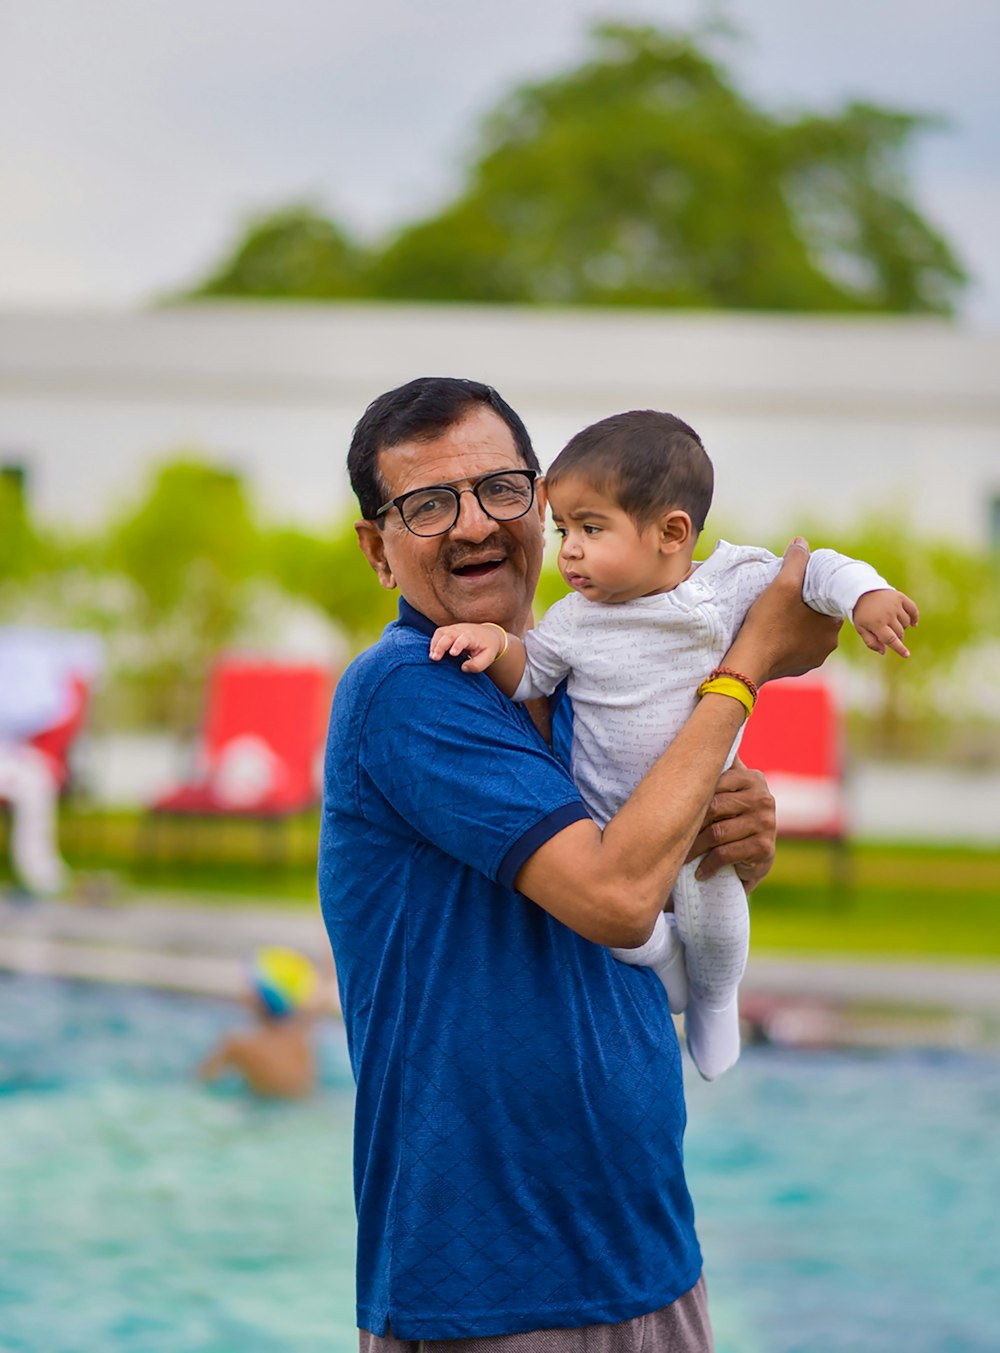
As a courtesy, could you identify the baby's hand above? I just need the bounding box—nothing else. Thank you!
[853,589,919,658]
[429,622,506,673]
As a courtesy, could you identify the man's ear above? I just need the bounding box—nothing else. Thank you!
[659,509,693,554]
[535,478,548,523]
[355,519,397,590]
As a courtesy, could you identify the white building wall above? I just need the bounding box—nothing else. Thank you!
[1,303,998,545]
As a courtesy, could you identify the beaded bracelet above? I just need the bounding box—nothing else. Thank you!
[708,665,759,702]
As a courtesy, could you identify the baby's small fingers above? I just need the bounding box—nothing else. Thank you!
[461,655,490,673]
[449,636,471,656]
[860,628,886,655]
[902,595,920,626]
[885,629,910,659]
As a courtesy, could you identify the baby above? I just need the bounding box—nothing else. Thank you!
[430,411,918,1079]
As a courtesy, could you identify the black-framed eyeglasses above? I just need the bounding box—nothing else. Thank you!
[374,469,538,537]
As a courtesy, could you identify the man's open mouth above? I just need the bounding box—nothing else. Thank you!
[451,557,506,578]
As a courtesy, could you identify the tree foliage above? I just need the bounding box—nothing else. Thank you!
[265,518,397,640]
[98,461,261,727]
[5,454,996,755]
[189,205,368,300]
[796,518,1000,754]
[184,23,965,313]
[0,471,45,582]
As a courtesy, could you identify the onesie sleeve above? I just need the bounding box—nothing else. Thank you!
[697,543,782,646]
[512,600,576,701]
[702,540,893,637]
[803,550,893,621]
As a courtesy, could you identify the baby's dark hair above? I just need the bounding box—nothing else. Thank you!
[545,410,713,532]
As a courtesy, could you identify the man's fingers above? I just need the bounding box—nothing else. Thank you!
[689,763,777,883]
[695,836,771,881]
[687,802,773,869]
[777,536,810,588]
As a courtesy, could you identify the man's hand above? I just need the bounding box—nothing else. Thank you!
[726,538,842,686]
[853,588,919,658]
[684,761,776,891]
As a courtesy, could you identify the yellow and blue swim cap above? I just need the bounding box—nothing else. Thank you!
[249,946,317,1017]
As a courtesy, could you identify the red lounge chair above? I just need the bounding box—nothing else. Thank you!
[29,676,91,791]
[738,674,849,882]
[152,659,335,818]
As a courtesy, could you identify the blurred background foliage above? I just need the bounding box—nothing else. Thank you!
[183,23,964,314]
[2,18,990,761]
[1,453,998,761]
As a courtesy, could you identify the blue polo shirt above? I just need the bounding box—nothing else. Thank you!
[318,600,701,1339]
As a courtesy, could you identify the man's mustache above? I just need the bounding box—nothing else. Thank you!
[443,537,511,570]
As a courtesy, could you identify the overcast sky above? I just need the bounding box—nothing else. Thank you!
[2,0,998,327]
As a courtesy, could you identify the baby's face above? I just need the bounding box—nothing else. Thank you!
[546,475,692,604]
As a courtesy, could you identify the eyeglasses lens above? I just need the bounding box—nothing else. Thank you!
[401,473,534,536]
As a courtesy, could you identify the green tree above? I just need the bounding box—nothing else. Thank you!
[0,469,45,584]
[369,24,964,311]
[186,205,368,300]
[800,520,1000,755]
[266,517,397,643]
[105,460,260,728]
[183,26,964,313]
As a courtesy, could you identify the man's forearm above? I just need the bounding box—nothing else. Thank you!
[516,691,745,947]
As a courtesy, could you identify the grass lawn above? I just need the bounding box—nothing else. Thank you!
[751,840,1000,959]
[5,810,998,961]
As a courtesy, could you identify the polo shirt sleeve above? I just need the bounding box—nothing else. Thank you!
[355,657,590,890]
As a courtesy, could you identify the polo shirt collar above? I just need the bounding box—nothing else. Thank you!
[397,597,437,639]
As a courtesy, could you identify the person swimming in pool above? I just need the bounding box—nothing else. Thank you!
[198,946,325,1098]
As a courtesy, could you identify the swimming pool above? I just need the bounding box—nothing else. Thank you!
[1,975,997,1352]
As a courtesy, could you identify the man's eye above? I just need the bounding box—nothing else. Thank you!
[481,476,529,504]
[409,495,446,518]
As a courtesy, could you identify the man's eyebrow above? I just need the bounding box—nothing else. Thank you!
[410,467,524,492]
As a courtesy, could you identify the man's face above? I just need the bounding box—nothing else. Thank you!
[355,405,545,634]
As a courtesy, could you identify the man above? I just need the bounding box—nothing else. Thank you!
[319,377,838,1351]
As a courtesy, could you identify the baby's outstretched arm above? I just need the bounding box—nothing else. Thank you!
[852,588,919,658]
[429,622,527,697]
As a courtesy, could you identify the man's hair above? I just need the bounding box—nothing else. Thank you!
[545,410,714,532]
[348,376,540,521]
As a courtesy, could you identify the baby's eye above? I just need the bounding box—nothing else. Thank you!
[552,525,568,539]
[583,524,602,536]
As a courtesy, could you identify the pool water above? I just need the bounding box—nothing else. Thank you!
[1,976,998,1353]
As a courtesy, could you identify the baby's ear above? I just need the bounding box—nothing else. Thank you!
[660,509,693,553]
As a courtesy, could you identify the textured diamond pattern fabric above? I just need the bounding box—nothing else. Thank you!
[319,604,701,1340]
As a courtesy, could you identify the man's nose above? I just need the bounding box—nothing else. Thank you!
[449,489,496,542]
